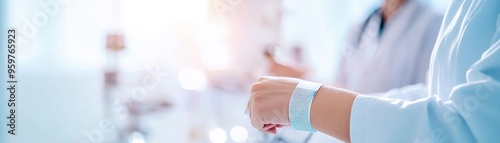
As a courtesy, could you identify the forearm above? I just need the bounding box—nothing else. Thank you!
[310,85,358,142]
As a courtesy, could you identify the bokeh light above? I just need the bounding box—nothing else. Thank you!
[230,126,248,142]
[209,128,227,143]
[128,132,146,143]
[178,68,208,91]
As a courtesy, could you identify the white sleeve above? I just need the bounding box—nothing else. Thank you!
[349,40,500,142]
[366,83,429,101]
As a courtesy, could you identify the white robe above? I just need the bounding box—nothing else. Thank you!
[285,1,444,142]
[335,0,442,94]
[350,0,500,142]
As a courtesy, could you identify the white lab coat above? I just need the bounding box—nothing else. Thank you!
[283,1,444,142]
[350,0,500,142]
[335,0,443,94]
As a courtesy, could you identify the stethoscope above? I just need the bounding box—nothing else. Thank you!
[345,8,384,91]
[254,10,383,142]
[356,8,384,46]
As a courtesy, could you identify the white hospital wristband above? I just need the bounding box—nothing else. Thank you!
[289,80,322,132]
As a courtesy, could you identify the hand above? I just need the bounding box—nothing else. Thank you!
[248,76,357,142]
[265,50,308,78]
[268,61,308,78]
[247,76,300,134]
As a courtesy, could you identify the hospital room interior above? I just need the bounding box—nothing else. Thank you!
[1,0,458,142]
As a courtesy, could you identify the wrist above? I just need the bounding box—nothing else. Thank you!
[310,86,357,142]
[288,80,323,132]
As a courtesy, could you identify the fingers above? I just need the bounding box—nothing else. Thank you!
[250,111,278,134]
[266,127,277,134]
[274,124,284,128]
[263,124,282,134]
[251,122,286,134]
[251,118,266,132]
[249,83,276,134]
[262,124,276,131]
[249,76,292,134]
[253,123,278,134]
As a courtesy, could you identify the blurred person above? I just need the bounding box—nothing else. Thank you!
[247,0,500,142]
[268,0,443,94]
[264,0,442,142]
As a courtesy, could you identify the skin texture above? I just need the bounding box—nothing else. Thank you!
[251,0,407,141]
[247,76,357,142]
[265,50,308,78]
[382,0,407,22]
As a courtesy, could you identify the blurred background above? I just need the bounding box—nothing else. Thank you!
[0,0,451,142]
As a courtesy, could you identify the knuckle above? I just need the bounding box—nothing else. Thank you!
[250,83,258,92]
[257,76,271,82]
[251,82,264,92]
[257,76,266,82]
